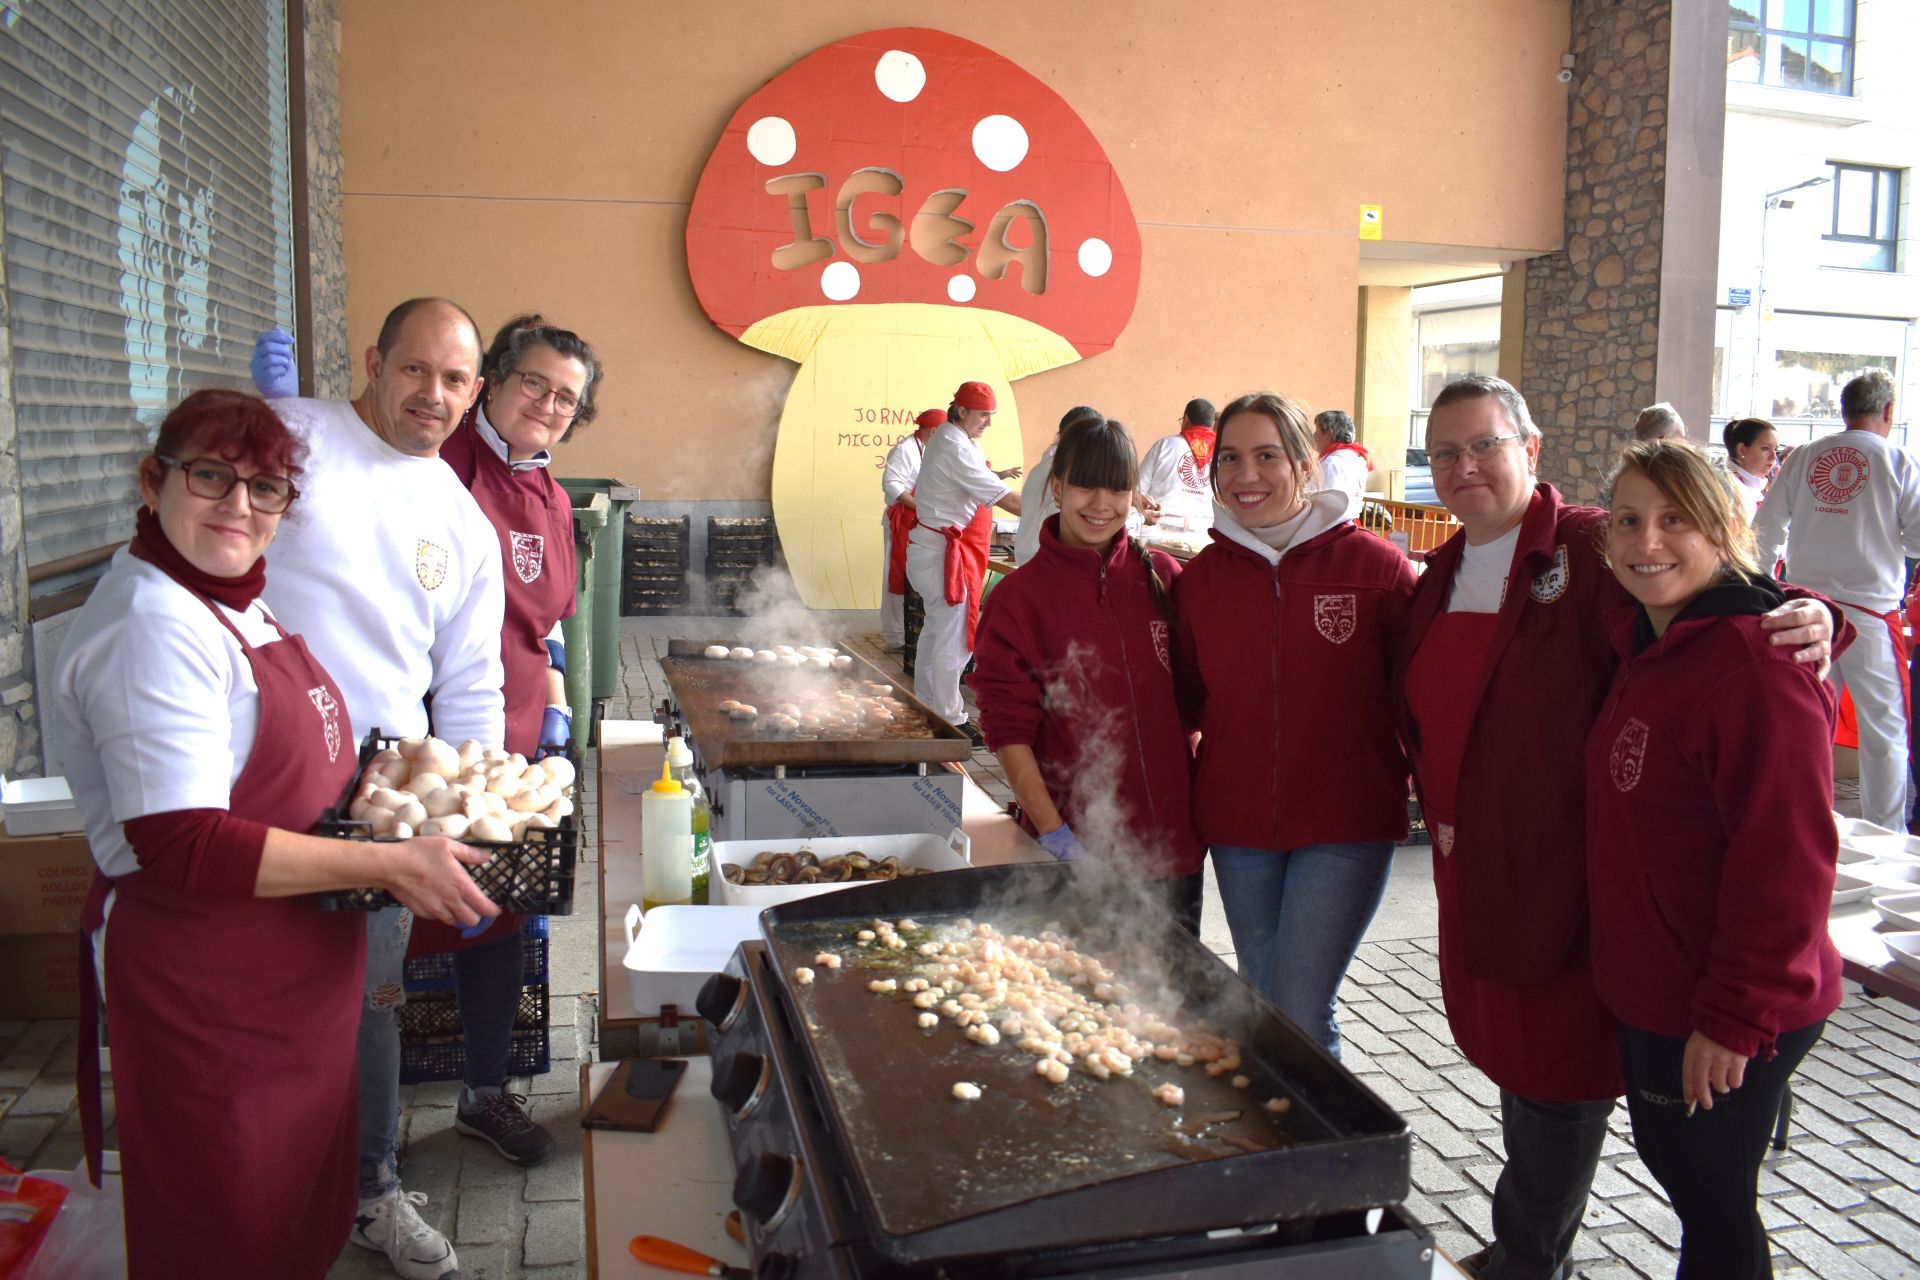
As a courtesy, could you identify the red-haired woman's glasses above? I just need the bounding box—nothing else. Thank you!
[157,456,298,513]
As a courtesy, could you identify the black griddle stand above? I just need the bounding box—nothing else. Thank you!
[698,941,1437,1279]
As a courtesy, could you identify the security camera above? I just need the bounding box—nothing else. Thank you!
[1556,68,1574,84]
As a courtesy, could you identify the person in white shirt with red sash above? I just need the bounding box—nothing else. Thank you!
[881,409,942,650]
[906,381,1022,741]
[1138,398,1217,532]
[1754,370,1920,833]
[1313,408,1372,521]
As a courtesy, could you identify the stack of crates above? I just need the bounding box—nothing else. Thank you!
[396,915,551,1084]
[622,515,691,615]
[707,516,780,614]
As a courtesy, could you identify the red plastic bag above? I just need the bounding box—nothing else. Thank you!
[0,1158,67,1279]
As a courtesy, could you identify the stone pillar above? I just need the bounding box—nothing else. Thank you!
[301,0,352,397]
[0,185,38,777]
[1521,0,1727,504]
[1355,286,1414,499]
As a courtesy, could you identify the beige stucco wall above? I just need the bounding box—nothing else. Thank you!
[338,0,1570,497]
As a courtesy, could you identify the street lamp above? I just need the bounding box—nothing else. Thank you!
[1749,174,1833,417]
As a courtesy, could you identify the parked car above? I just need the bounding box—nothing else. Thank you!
[1403,448,1438,506]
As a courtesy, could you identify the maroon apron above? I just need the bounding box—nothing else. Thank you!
[1406,611,1622,1103]
[77,591,364,1277]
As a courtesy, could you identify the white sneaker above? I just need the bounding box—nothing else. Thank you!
[351,1188,460,1279]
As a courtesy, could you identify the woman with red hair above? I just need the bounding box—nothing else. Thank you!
[50,390,493,1278]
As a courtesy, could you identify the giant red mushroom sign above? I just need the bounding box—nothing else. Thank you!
[687,28,1141,608]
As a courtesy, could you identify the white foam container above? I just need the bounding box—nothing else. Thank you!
[622,904,762,1016]
[2,775,81,837]
[1832,869,1875,906]
[1874,892,1920,932]
[1883,932,1920,980]
[1864,861,1920,892]
[1839,830,1920,863]
[712,829,971,907]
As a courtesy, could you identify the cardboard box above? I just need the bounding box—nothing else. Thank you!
[0,832,95,936]
[0,932,85,1020]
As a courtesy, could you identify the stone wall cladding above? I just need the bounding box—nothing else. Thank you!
[1523,0,1671,507]
[304,0,351,399]
[0,172,40,777]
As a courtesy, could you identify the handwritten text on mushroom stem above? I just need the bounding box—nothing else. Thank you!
[767,171,1049,293]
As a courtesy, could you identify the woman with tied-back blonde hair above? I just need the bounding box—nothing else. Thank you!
[1588,439,1840,1278]
[1172,391,1416,1058]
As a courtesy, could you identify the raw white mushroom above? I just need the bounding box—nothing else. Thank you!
[728,646,754,661]
[456,739,486,770]
[467,814,514,842]
[390,821,414,840]
[508,788,550,814]
[704,644,730,659]
[418,739,460,780]
[368,808,399,836]
[392,799,427,830]
[541,757,576,791]
[774,645,796,656]
[367,787,408,811]
[405,772,448,798]
[422,788,466,819]
[486,773,523,798]
[543,797,573,822]
[348,797,374,821]
[522,812,558,832]
[518,761,549,790]
[752,650,776,664]
[418,815,469,839]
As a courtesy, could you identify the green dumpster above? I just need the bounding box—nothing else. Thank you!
[558,477,640,702]
[561,491,609,732]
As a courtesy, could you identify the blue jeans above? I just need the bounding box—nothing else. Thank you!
[356,911,525,1197]
[1209,842,1393,1058]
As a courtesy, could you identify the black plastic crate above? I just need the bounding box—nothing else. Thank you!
[1402,795,1431,847]
[315,729,579,915]
[398,985,551,1086]
[398,982,547,1039]
[403,914,550,992]
[624,573,691,615]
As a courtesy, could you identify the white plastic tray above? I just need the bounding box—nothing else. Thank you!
[1874,892,1920,932]
[1884,932,1920,980]
[1832,869,1874,906]
[1864,862,1920,892]
[1840,831,1920,863]
[712,829,970,907]
[622,904,762,1016]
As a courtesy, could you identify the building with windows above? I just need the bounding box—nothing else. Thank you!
[1716,1,1918,445]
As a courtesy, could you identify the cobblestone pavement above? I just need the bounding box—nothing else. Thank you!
[2,614,1916,1279]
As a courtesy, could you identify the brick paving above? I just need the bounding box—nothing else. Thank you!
[2,614,1917,1278]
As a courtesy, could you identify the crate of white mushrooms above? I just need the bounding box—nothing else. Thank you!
[316,729,580,914]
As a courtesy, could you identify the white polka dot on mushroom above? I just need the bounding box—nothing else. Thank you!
[972,115,1029,173]
[875,50,926,103]
[746,117,797,166]
[947,275,976,303]
[1078,238,1114,278]
[821,261,861,301]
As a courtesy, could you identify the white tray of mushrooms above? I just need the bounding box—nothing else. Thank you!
[345,735,577,844]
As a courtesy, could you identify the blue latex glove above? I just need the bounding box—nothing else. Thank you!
[1037,825,1088,862]
[458,916,496,940]
[251,327,298,399]
[537,705,572,758]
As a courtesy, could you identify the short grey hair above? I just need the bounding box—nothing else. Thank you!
[1632,402,1684,441]
[1314,409,1356,444]
[1842,369,1896,422]
[1428,374,1539,441]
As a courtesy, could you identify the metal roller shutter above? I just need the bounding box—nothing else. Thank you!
[1,0,296,579]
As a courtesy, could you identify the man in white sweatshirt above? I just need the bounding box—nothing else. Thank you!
[1755,370,1920,831]
[262,297,504,1280]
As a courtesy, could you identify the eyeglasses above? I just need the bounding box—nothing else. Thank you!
[1428,433,1523,471]
[507,370,582,417]
[158,456,298,513]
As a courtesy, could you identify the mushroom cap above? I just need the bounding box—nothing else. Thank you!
[687,27,1139,358]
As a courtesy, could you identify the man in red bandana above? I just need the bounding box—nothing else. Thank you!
[1314,408,1372,522]
[880,409,944,651]
[1138,399,1217,530]
[905,381,1022,745]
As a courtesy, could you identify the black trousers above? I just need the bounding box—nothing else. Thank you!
[1482,1090,1615,1280]
[1618,1019,1825,1280]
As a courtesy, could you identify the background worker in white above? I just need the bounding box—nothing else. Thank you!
[1312,408,1372,521]
[259,297,504,1280]
[1755,370,1920,832]
[908,381,1022,737]
[1137,398,1217,532]
[1013,404,1105,565]
[880,409,942,650]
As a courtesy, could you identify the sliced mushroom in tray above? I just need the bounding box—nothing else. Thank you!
[720,849,935,885]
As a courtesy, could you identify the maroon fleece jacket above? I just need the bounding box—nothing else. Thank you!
[1585,580,1842,1057]
[970,518,1204,878]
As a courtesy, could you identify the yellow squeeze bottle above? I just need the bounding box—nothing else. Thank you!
[640,759,693,910]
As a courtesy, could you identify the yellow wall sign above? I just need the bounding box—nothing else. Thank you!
[1358,204,1383,241]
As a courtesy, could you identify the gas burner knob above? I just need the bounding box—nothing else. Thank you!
[695,972,747,1032]
[710,1052,772,1121]
[755,1252,797,1280]
[733,1152,803,1231]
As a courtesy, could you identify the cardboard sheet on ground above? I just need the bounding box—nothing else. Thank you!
[687,27,1140,608]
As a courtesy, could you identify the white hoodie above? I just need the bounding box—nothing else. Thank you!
[1208,489,1355,566]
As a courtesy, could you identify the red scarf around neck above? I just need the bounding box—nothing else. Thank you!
[127,506,266,611]
[1181,426,1217,470]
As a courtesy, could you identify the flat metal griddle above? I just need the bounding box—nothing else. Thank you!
[662,639,970,768]
[755,862,1410,1263]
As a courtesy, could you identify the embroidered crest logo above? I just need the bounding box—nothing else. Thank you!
[1609,717,1650,792]
[1149,620,1171,673]
[1435,822,1455,857]
[510,531,545,584]
[414,539,449,590]
[1530,544,1570,604]
[1807,446,1869,506]
[307,686,341,763]
[1313,593,1357,644]
[1175,450,1206,494]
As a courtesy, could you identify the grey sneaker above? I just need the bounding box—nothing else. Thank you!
[456,1089,556,1167]
[351,1188,459,1280]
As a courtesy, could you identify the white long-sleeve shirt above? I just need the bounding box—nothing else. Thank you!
[1317,448,1369,522]
[1138,433,1214,531]
[881,433,926,509]
[263,398,506,747]
[1752,427,1920,613]
[1012,443,1058,565]
[912,422,1008,532]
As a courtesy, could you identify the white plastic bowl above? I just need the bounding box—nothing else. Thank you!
[1841,831,1920,863]
[1883,932,1920,980]
[1832,869,1875,906]
[1864,862,1920,892]
[1874,893,1920,932]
